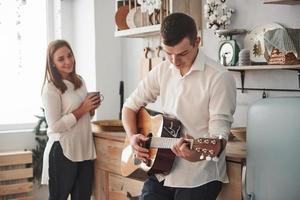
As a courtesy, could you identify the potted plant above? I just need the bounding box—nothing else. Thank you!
[32,108,48,185]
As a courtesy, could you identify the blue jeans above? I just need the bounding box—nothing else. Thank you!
[48,142,94,200]
[140,175,222,200]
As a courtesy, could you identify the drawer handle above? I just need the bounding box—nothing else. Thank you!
[242,165,255,200]
[127,192,139,200]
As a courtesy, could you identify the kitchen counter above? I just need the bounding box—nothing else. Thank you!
[93,130,246,200]
[93,131,246,159]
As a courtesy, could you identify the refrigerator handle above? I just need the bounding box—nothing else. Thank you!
[242,164,255,200]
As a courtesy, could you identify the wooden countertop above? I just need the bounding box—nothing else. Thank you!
[225,141,246,159]
[93,131,126,142]
[93,131,246,159]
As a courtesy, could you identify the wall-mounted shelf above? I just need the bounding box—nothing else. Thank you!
[114,0,202,38]
[263,0,300,5]
[114,24,161,38]
[226,65,300,93]
[226,65,300,71]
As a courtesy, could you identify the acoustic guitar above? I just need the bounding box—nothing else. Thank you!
[121,107,225,178]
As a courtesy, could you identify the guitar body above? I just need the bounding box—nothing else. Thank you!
[121,107,224,178]
[121,107,181,177]
[138,108,181,175]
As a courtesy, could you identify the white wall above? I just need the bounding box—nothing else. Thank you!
[121,38,144,102]
[70,0,96,93]
[0,131,35,152]
[94,0,122,120]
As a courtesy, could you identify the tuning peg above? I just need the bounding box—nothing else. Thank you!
[206,155,212,161]
[212,157,219,162]
[209,150,214,155]
[218,135,223,139]
[200,154,204,160]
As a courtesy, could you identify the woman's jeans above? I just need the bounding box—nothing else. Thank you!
[48,142,94,200]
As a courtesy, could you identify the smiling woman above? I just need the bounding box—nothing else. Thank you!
[0,0,47,131]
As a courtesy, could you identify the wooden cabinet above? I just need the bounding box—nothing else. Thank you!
[114,0,202,38]
[217,158,245,200]
[93,131,145,200]
[218,142,246,200]
[93,131,246,200]
[108,173,144,200]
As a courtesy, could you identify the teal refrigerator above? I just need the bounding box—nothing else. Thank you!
[244,97,300,200]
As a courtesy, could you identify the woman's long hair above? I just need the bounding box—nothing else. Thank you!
[42,39,82,94]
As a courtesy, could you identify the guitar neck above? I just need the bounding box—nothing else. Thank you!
[150,137,193,149]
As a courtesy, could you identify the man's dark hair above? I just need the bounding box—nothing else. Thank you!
[160,12,197,46]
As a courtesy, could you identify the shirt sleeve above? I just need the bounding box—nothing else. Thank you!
[123,64,161,112]
[208,71,236,140]
[42,85,77,133]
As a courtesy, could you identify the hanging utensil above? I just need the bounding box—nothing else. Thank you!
[151,45,165,69]
[119,80,124,119]
[140,47,152,80]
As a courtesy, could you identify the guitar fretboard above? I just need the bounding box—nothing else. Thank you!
[150,137,193,149]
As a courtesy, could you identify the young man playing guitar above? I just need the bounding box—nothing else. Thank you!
[122,13,236,200]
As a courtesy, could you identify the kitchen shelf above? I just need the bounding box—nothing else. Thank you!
[114,24,161,38]
[226,65,300,93]
[226,65,300,71]
[263,0,300,4]
[114,0,202,38]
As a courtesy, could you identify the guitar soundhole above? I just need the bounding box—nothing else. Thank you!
[140,133,152,150]
[144,133,153,167]
[137,128,142,133]
[145,133,152,149]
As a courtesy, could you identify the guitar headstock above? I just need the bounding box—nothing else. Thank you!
[190,137,225,162]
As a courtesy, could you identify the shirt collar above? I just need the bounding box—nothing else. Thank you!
[190,49,206,71]
[169,49,206,76]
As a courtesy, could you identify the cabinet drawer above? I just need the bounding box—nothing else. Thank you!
[94,137,124,174]
[218,161,242,200]
[109,173,144,200]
